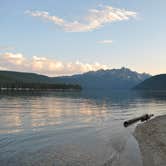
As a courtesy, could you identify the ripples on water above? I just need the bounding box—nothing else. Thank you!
[0,90,166,166]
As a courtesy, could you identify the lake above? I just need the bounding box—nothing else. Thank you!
[0,90,166,166]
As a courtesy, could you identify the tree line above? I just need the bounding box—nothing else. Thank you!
[0,82,82,91]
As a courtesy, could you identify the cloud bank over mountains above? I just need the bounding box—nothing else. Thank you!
[26,6,137,32]
[0,5,137,76]
[0,52,109,76]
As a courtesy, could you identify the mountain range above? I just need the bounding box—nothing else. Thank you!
[0,67,151,90]
[54,67,150,89]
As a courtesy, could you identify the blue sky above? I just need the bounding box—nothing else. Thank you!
[0,0,166,76]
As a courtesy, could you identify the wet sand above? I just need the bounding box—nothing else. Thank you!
[134,115,166,166]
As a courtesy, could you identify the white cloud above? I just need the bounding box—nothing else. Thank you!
[25,6,137,32]
[0,66,8,70]
[0,52,110,76]
[98,40,113,44]
[2,52,26,65]
[25,10,64,25]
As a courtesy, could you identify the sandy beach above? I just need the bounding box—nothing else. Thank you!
[134,115,166,166]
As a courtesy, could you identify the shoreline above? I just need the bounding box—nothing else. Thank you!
[134,115,166,166]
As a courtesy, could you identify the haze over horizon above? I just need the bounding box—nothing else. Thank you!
[0,0,165,76]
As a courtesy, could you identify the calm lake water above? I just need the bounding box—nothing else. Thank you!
[0,90,166,166]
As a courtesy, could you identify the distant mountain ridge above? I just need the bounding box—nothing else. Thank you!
[0,68,151,90]
[134,74,166,90]
[54,67,151,90]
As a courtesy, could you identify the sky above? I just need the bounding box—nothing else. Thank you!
[0,0,166,76]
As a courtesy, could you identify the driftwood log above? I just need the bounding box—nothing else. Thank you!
[124,114,154,127]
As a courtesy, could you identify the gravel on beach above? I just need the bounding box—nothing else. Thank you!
[134,115,166,166]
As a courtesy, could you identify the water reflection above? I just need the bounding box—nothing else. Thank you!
[0,90,166,165]
[0,90,166,134]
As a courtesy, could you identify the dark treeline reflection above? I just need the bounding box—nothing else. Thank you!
[135,90,166,100]
[1,89,166,105]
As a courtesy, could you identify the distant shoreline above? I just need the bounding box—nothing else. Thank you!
[134,115,166,166]
[0,88,81,92]
[0,82,82,91]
